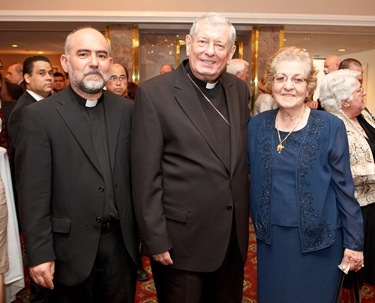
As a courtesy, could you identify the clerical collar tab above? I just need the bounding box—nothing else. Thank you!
[206,81,218,89]
[86,100,98,107]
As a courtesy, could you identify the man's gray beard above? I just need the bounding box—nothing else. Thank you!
[76,78,106,94]
[67,63,108,94]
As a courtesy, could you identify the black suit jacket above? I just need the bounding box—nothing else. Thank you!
[1,99,17,126]
[16,87,138,285]
[8,91,37,150]
[131,61,250,272]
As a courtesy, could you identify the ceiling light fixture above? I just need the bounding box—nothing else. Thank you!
[338,48,346,52]
[11,44,18,48]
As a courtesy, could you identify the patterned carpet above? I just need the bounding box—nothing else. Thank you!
[135,222,375,303]
[14,222,375,302]
[134,222,258,303]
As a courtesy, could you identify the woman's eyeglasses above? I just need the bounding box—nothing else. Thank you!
[273,74,307,85]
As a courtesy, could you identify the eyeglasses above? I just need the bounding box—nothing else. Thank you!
[353,87,365,95]
[273,74,307,85]
[109,75,127,82]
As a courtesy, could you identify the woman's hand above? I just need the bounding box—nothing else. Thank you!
[340,248,364,272]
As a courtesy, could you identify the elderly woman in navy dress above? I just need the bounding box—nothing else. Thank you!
[248,46,364,303]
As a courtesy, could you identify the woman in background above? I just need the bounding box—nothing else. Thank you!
[0,75,23,164]
[252,74,277,116]
[320,69,375,302]
[248,46,364,303]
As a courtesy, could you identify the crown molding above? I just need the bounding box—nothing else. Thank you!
[0,10,375,27]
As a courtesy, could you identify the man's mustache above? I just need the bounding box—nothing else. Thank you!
[83,68,105,78]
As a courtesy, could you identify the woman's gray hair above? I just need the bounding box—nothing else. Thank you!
[319,69,361,113]
[189,13,236,48]
[262,46,318,100]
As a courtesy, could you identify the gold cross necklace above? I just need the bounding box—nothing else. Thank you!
[275,106,306,153]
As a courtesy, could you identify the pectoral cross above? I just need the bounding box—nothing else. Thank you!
[277,144,284,153]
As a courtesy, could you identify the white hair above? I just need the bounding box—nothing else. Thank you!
[319,69,361,113]
[189,12,236,48]
[227,59,249,75]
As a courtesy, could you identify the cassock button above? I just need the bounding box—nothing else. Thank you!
[98,186,105,193]
[96,217,102,223]
[227,206,233,211]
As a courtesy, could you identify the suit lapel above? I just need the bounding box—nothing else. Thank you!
[55,89,102,173]
[222,74,241,176]
[174,67,230,172]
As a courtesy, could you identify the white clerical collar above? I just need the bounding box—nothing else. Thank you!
[206,81,218,89]
[85,100,98,107]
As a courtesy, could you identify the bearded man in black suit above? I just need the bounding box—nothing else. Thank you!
[131,13,250,303]
[16,27,138,302]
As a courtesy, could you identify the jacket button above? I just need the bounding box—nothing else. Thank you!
[98,186,105,193]
[96,217,102,223]
[227,206,233,211]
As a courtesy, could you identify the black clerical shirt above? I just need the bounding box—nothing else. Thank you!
[71,87,119,223]
[185,63,231,169]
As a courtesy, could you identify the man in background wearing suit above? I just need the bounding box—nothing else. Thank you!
[16,27,138,302]
[5,63,23,85]
[8,56,53,150]
[131,13,250,303]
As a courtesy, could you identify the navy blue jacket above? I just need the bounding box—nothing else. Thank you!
[248,109,363,253]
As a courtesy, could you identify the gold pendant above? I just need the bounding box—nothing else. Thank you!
[277,144,284,153]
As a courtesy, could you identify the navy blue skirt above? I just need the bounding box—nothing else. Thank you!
[257,225,343,303]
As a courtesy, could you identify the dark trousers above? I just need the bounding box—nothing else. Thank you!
[45,223,137,303]
[30,280,45,303]
[151,240,245,303]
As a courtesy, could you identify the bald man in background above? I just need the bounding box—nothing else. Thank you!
[226,58,249,83]
[323,55,341,75]
[309,54,341,109]
[106,63,129,97]
[5,63,23,85]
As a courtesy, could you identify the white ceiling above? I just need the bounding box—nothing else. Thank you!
[284,24,375,58]
[0,21,374,59]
